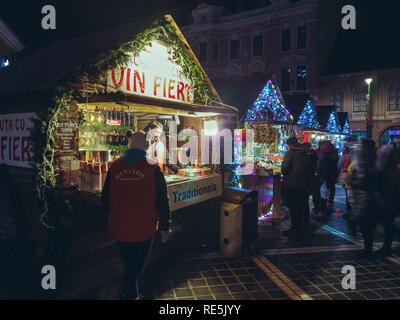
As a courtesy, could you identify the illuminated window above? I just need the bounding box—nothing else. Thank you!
[230,39,240,60]
[253,35,263,56]
[281,29,290,51]
[214,42,219,61]
[281,67,290,91]
[353,92,367,112]
[199,42,207,62]
[297,26,307,49]
[388,89,400,110]
[296,66,307,90]
[330,92,344,111]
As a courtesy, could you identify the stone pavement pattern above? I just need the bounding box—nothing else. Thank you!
[132,186,400,301]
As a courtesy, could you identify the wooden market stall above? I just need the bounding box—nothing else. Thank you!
[234,78,303,221]
[0,14,237,298]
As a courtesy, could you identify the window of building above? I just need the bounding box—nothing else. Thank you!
[297,26,307,49]
[214,42,219,61]
[296,65,307,90]
[388,89,400,110]
[281,68,290,91]
[230,39,240,60]
[330,92,344,111]
[199,42,207,62]
[353,92,367,112]
[281,29,290,51]
[252,35,263,56]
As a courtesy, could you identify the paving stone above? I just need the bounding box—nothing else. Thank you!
[210,286,229,295]
[233,293,252,300]
[375,288,398,298]
[227,284,246,293]
[244,283,262,291]
[218,270,234,277]
[250,291,269,300]
[206,278,223,286]
[192,287,212,296]
[188,279,207,287]
[174,288,193,298]
[328,293,348,300]
[222,277,239,285]
[344,291,366,300]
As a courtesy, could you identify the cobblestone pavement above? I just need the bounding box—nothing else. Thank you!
[137,186,400,301]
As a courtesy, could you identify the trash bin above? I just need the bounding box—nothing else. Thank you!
[220,187,258,258]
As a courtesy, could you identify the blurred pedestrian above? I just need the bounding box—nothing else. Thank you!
[102,130,171,299]
[281,137,309,236]
[338,144,352,216]
[375,140,400,257]
[303,142,318,221]
[318,141,339,212]
[348,138,378,258]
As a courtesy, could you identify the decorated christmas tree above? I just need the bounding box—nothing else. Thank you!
[245,79,292,122]
[326,111,341,133]
[342,118,351,135]
[297,99,321,129]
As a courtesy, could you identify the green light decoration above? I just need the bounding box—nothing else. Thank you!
[326,111,341,133]
[244,79,292,122]
[297,99,321,129]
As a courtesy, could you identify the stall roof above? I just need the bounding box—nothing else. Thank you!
[282,93,311,123]
[0,14,227,113]
[315,105,337,129]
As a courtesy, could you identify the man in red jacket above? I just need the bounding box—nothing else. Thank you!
[102,130,171,300]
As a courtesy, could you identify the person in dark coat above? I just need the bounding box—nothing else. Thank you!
[303,142,318,221]
[348,138,379,257]
[281,137,309,236]
[317,141,339,212]
[375,141,400,257]
[102,130,171,299]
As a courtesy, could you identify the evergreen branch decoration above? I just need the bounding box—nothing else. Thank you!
[31,92,69,229]
[80,18,217,105]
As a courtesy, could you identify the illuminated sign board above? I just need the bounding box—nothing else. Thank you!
[389,130,400,135]
[107,41,194,104]
[167,174,222,211]
[0,113,36,168]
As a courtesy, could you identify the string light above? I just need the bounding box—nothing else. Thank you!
[245,79,292,122]
[297,99,321,129]
[326,111,341,133]
[342,118,351,135]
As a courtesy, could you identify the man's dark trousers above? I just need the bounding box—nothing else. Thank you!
[118,239,153,299]
[286,188,308,231]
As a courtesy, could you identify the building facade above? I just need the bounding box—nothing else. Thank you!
[181,0,340,99]
[0,18,24,68]
[319,69,400,145]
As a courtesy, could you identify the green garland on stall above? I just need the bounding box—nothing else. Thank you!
[31,90,70,229]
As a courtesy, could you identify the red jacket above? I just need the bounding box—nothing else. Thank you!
[108,158,158,242]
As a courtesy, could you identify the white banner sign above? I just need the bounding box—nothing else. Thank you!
[107,41,194,104]
[0,112,36,168]
[167,174,222,211]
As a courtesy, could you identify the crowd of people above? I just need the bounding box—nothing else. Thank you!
[281,136,400,258]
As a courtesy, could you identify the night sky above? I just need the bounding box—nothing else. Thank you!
[1,0,400,72]
[0,0,198,50]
